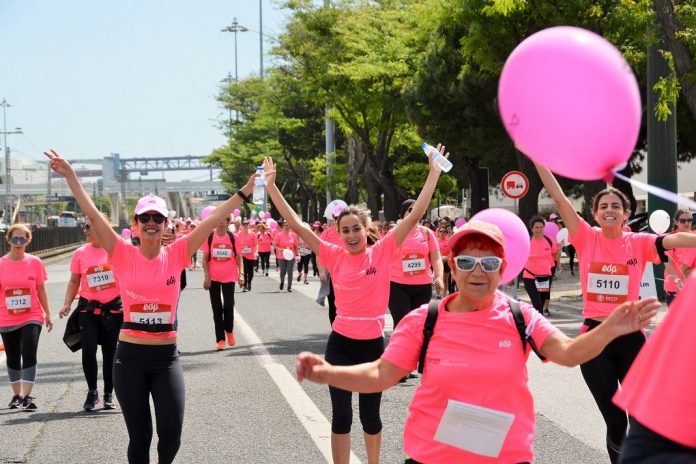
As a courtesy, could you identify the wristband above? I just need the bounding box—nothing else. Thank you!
[236,190,252,204]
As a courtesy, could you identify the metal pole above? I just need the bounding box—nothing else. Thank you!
[2,100,8,224]
[259,0,264,77]
[47,162,52,221]
[324,0,335,205]
[234,23,239,123]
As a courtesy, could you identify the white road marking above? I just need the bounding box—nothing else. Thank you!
[234,312,363,464]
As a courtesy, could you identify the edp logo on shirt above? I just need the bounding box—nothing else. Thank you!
[166,276,176,286]
[365,267,377,276]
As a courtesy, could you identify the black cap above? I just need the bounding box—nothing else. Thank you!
[400,199,416,219]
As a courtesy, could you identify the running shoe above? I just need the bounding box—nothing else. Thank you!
[9,394,22,409]
[287,287,292,292]
[103,393,115,410]
[242,287,248,292]
[297,275,301,282]
[83,390,100,411]
[280,282,284,290]
[265,272,269,276]
[226,332,236,347]
[21,395,37,411]
[304,280,309,285]
[216,340,225,351]
[543,309,551,317]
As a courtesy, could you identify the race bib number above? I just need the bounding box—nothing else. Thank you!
[212,244,232,261]
[129,303,172,326]
[242,247,252,255]
[534,277,550,292]
[6,288,31,314]
[86,264,116,291]
[587,262,629,304]
[402,254,427,276]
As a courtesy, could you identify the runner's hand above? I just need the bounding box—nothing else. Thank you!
[428,143,449,174]
[43,149,74,177]
[604,297,661,336]
[319,271,328,284]
[45,313,54,332]
[296,352,332,384]
[58,305,71,319]
[203,278,211,291]
[262,157,277,187]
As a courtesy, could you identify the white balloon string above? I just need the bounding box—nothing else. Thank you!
[612,171,696,211]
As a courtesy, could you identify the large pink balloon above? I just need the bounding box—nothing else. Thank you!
[499,27,641,180]
[265,212,271,219]
[471,208,530,285]
[233,209,241,217]
[269,219,278,229]
[454,217,467,228]
[543,221,559,240]
[201,206,215,220]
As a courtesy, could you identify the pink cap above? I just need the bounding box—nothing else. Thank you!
[549,213,558,219]
[313,221,321,227]
[332,205,345,218]
[447,220,506,253]
[134,194,168,217]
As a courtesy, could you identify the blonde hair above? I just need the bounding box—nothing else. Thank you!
[6,224,32,244]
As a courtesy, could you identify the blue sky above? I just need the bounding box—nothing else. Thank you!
[0,0,286,180]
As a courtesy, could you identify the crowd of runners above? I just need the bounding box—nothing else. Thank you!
[0,147,694,463]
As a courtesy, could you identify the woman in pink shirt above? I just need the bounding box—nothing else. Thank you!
[273,220,298,292]
[614,271,696,462]
[264,148,445,464]
[256,222,273,275]
[662,209,691,305]
[523,216,560,316]
[436,226,451,298]
[535,162,696,463]
[46,149,255,464]
[238,219,258,292]
[0,224,52,411]
[297,219,660,464]
[59,215,123,411]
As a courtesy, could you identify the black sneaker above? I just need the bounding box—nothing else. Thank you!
[83,390,100,412]
[9,394,22,409]
[279,282,284,291]
[543,309,551,317]
[265,272,269,276]
[297,275,301,282]
[287,287,292,292]
[103,393,115,410]
[304,280,309,285]
[21,395,37,411]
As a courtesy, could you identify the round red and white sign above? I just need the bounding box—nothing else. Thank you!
[501,171,529,199]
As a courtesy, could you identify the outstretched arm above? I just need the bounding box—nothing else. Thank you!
[533,161,581,237]
[392,144,447,247]
[262,157,322,254]
[45,150,119,255]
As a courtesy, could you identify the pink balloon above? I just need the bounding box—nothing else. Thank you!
[543,221,559,240]
[121,228,131,238]
[471,208,530,284]
[269,219,278,229]
[498,27,641,180]
[454,217,467,228]
[233,209,241,217]
[201,206,215,220]
[265,212,271,218]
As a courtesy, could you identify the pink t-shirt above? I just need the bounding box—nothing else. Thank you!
[237,230,258,260]
[390,226,439,285]
[110,237,190,339]
[523,236,557,279]
[320,227,344,247]
[274,231,298,260]
[437,237,450,258]
[382,291,558,463]
[202,232,239,283]
[257,231,273,253]
[70,244,121,303]
[613,272,696,448]
[570,218,659,319]
[319,232,397,339]
[0,254,47,328]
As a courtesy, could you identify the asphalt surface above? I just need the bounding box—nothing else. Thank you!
[0,255,621,463]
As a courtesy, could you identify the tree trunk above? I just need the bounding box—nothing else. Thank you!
[346,136,365,204]
[363,155,383,218]
[516,151,542,225]
[654,0,696,122]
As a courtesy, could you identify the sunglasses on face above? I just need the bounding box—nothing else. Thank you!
[10,237,28,245]
[677,218,692,224]
[83,224,92,230]
[136,213,166,224]
[454,255,503,273]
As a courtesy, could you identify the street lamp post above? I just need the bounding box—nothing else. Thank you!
[323,0,335,205]
[221,18,249,122]
[0,99,23,225]
[259,0,264,77]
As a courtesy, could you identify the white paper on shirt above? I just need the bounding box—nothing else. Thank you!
[434,399,515,458]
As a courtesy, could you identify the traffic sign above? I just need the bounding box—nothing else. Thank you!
[501,171,529,199]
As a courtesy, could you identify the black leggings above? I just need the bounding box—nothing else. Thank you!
[522,278,550,314]
[580,319,646,464]
[620,418,696,463]
[566,244,576,273]
[209,281,236,341]
[1,324,41,384]
[258,251,271,273]
[242,258,255,289]
[325,331,384,435]
[311,253,318,276]
[328,278,337,325]
[79,311,122,393]
[297,254,311,275]
[113,342,185,464]
[388,282,432,329]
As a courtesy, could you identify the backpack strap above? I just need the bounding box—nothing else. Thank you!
[543,234,553,248]
[227,231,237,257]
[417,299,440,374]
[508,297,546,361]
[207,233,214,262]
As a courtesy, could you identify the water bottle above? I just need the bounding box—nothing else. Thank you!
[421,143,453,173]
[253,166,265,205]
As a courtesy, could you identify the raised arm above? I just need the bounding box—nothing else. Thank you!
[45,150,118,254]
[663,232,696,250]
[185,175,255,256]
[262,157,322,254]
[392,144,447,247]
[533,161,581,237]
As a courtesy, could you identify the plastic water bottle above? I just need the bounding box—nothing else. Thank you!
[253,166,265,205]
[421,143,453,173]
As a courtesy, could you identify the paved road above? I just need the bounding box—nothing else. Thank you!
[0,255,623,463]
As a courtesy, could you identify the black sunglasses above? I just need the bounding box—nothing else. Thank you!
[136,213,166,224]
[677,218,691,224]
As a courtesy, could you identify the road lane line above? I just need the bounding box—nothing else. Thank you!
[234,313,363,464]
